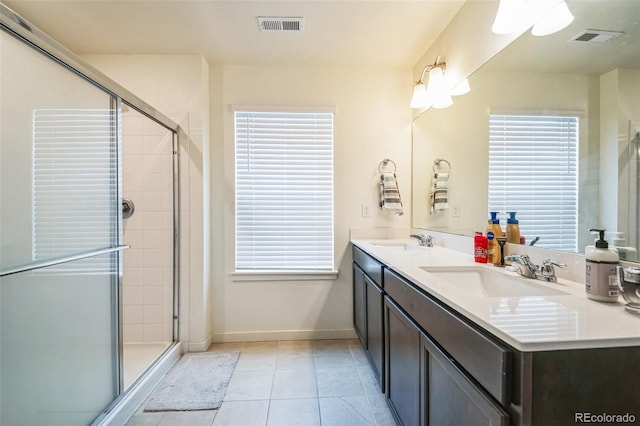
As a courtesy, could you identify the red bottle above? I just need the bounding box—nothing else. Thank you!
[474,232,488,263]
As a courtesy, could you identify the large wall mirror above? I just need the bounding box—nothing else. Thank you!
[412,0,640,261]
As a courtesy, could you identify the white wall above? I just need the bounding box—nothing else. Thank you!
[83,54,212,350]
[210,65,412,341]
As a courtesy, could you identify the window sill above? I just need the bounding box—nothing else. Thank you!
[230,270,339,282]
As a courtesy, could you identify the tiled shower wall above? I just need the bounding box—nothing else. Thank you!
[121,109,174,344]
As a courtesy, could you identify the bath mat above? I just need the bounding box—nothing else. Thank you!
[144,351,240,412]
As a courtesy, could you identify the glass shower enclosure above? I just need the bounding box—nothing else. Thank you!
[0,5,179,424]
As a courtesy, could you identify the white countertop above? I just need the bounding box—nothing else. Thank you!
[352,239,640,352]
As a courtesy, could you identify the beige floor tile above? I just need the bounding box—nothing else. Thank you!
[366,392,397,426]
[224,369,274,401]
[157,410,216,426]
[127,339,394,426]
[212,400,269,426]
[349,344,371,367]
[314,352,355,369]
[234,352,277,372]
[266,398,321,426]
[242,341,279,353]
[125,411,164,426]
[275,353,315,371]
[271,369,318,399]
[277,340,314,350]
[316,366,364,397]
[207,342,246,352]
[357,365,383,396]
[319,396,375,426]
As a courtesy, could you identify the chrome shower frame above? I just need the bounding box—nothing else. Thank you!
[1,3,182,422]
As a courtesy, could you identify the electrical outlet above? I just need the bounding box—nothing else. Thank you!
[451,204,460,218]
[362,203,371,218]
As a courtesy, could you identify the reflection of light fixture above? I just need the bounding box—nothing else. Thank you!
[491,0,527,35]
[492,0,574,36]
[450,78,470,96]
[531,1,574,36]
[410,83,428,109]
[410,58,470,109]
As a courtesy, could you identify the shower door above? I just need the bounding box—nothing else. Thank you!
[0,28,122,425]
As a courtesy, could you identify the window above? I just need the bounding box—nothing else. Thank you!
[488,114,578,252]
[234,110,334,272]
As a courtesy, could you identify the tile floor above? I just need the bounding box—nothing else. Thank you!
[125,339,397,426]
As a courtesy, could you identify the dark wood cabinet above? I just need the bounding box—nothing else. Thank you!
[353,246,385,391]
[365,275,384,389]
[420,332,509,426]
[352,263,367,347]
[353,244,640,426]
[385,296,420,426]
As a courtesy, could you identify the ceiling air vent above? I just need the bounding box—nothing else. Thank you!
[258,17,304,32]
[569,29,624,44]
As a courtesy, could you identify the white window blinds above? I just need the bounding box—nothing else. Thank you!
[32,109,116,272]
[235,110,334,271]
[489,114,579,252]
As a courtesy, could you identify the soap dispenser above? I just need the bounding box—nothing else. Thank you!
[486,212,503,265]
[506,212,520,244]
[585,228,619,302]
[609,231,638,262]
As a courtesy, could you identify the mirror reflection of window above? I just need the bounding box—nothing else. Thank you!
[488,114,579,252]
[32,108,115,273]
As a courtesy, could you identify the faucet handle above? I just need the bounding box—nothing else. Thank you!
[542,259,566,269]
[538,259,566,282]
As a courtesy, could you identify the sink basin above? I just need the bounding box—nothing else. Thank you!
[370,242,407,248]
[369,241,429,250]
[420,266,570,298]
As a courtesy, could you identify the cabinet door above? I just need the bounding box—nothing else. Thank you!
[365,275,384,391]
[420,332,509,426]
[385,296,420,426]
[353,264,367,347]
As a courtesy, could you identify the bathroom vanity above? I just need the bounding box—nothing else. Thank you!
[352,240,640,426]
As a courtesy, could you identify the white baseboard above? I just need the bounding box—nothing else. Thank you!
[187,334,212,352]
[211,328,357,343]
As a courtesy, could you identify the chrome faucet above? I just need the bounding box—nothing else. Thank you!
[537,259,566,282]
[410,234,433,247]
[504,254,538,278]
[504,254,566,283]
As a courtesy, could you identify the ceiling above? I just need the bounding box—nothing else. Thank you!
[485,0,640,75]
[2,0,466,68]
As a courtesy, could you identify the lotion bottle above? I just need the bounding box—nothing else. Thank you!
[506,212,520,244]
[486,212,502,264]
[585,228,619,302]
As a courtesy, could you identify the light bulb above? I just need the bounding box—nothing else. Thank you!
[492,0,528,35]
[410,83,429,109]
[531,1,574,36]
[450,79,470,96]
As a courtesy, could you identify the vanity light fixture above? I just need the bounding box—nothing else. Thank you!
[411,58,469,109]
[492,0,574,36]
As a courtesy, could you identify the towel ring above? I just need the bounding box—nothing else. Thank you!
[432,158,451,174]
[378,158,397,174]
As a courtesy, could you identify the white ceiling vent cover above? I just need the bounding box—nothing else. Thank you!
[569,29,624,44]
[258,17,304,32]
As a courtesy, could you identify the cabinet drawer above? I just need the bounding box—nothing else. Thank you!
[353,246,384,286]
[384,268,511,406]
